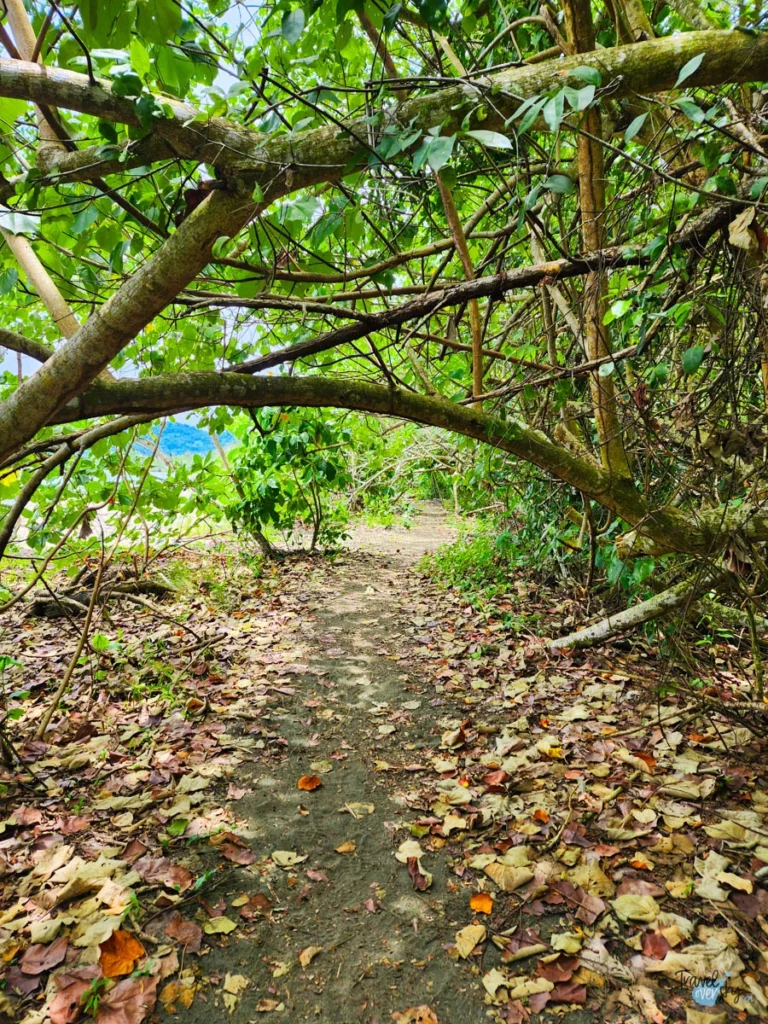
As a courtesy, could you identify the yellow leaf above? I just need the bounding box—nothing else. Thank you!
[298,945,323,968]
[203,916,237,935]
[335,840,356,855]
[455,924,486,958]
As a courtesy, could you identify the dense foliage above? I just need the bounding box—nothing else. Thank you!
[0,0,766,625]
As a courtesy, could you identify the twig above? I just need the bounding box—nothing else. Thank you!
[35,553,103,739]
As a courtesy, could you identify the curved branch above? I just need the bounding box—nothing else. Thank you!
[47,371,733,557]
[0,325,52,363]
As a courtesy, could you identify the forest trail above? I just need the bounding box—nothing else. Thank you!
[4,506,766,1024]
[176,504,493,1023]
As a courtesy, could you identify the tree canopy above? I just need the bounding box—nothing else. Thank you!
[0,0,767,563]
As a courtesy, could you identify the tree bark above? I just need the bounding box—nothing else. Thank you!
[0,32,761,186]
[38,370,768,558]
[564,0,633,482]
[547,572,719,653]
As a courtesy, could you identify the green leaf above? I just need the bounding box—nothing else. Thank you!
[543,174,575,195]
[675,98,706,124]
[569,66,602,87]
[335,20,353,53]
[675,52,704,87]
[624,112,648,143]
[0,212,39,237]
[542,90,565,133]
[0,96,27,134]
[129,38,151,79]
[426,134,455,172]
[281,9,306,44]
[610,298,632,319]
[681,344,705,374]
[598,361,615,377]
[564,84,595,112]
[517,97,545,135]
[111,72,143,98]
[252,182,264,203]
[72,204,100,235]
[0,267,18,294]
[438,165,457,189]
[464,129,512,150]
[383,3,402,32]
[135,0,182,46]
[167,818,188,836]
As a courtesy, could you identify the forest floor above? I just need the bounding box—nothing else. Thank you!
[1,504,767,1024]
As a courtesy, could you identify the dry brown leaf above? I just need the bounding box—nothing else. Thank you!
[94,974,158,1024]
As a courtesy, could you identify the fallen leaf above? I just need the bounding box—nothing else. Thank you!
[133,855,193,892]
[470,892,494,914]
[484,862,534,892]
[482,968,509,1001]
[164,912,202,951]
[221,842,256,865]
[407,857,433,890]
[297,775,322,791]
[455,923,486,958]
[203,916,237,935]
[335,840,356,854]
[642,931,672,960]
[49,965,103,1024]
[339,801,374,816]
[391,1007,440,1023]
[19,934,68,974]
[612,894,661,923]
[159,973,196,1013]
[549,981,586,1004]
[94,974,158,1024]
[272,850,308,868]
[222,973,249,1012]
[99,930,145,978]
[299,945,323,968]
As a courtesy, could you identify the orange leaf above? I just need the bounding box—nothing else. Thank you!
[634,751,656,770]
[99,930,145,978]
[533,809,550,824]
[297,775,322,791]
[469,892,494,915]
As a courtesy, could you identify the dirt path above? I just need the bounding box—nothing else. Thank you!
[177,504,488,1022]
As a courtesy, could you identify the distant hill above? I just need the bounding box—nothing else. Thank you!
[147,423,237,457]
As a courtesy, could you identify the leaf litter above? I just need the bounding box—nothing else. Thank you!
[0,509,766,1022]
